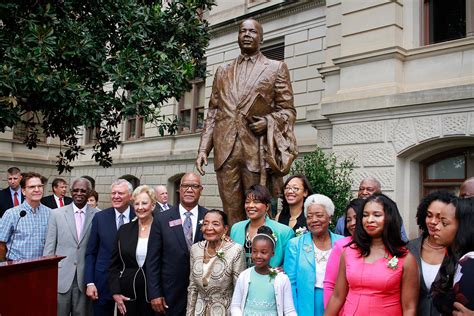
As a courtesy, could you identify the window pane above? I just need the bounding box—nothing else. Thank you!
[426,155,465,179]
[196,107,204,130]
[429,0,466,44]
[128,119,136,138]
[182,90,193,110]
[181,109,191,133]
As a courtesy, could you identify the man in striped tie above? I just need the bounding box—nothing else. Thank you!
[147,173,207,316]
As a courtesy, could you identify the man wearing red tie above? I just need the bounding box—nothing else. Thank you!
[0,167,24,218]
[41,178,73,209]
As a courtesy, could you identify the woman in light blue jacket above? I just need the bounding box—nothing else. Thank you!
[284,194,344,316]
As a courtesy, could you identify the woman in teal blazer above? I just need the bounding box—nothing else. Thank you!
[230,184,294,268]
[284,194,344,316]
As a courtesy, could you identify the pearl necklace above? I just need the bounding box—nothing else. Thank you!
[205,240,223,258]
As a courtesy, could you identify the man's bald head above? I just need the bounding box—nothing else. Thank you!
[154,185,169,205]
[460,177,474,198]
[357,176,382,199]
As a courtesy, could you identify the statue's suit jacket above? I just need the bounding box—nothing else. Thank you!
[43,204,98,293]
[198,52,296,173]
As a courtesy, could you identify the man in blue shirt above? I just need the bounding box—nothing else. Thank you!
[0,171,51,261]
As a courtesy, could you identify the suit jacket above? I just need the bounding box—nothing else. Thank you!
[0,187,24,217]
[186,240,246,316]
[284,231,344,316]
[109,219,150,301]
[43,204,98,294]
[407,237,443,316]
[85,206,135,305]
[198,52,296,174]
[41,194,73,209]
[146,204,206,316]
[153,203,173,214]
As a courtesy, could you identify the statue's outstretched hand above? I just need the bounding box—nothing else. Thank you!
[195,152,208,176]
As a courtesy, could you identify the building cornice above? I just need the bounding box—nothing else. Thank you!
[209,0,324,38]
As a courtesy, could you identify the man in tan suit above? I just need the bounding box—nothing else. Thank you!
[196,19,297,225]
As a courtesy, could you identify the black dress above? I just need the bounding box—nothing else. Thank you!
[278,209,306,233]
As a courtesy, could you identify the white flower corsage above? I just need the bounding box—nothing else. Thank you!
[268,267,278,281]
[295,227,307,237]
[216,249,225,260]
[386,255,399,270]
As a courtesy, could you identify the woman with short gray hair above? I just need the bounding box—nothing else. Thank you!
[284,194,344,316]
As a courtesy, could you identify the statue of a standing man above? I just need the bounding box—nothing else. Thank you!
[196,19,297,225]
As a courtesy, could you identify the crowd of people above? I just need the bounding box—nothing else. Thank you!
[0,166,473,316]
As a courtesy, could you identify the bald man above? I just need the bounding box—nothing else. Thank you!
[153,185,172,213]
[335,177,408,241]
[460,177,474,198]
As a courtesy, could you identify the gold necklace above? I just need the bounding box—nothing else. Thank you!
[424,238,444,250]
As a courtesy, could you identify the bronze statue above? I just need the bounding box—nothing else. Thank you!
[196,19,297,225]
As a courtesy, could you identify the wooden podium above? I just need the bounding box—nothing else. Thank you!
[0,255,64,316]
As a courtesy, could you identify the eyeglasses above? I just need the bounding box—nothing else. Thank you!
[284,186,301,193]
[25,184,44,190]
[180,184,202,191]
[72,188,88,193]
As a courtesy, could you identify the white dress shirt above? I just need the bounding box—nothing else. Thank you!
[178,204,198,241]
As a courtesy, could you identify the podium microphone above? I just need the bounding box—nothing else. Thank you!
[6,210,27,261]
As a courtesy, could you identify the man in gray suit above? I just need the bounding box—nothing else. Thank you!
[44,177,98,315]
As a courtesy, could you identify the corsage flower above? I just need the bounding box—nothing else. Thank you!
[272,233,278,242]
[216,249,225,260]
[385,255,399,270]
[268,268,278,281]
[295,227,307,237]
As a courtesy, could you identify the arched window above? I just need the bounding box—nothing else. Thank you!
[421,147,474,196]
[119,175,140,190]
[81,175,96,190]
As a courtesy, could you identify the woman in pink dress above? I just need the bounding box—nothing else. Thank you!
[325,194,419,316]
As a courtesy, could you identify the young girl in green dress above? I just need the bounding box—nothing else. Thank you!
[230,226,297,316]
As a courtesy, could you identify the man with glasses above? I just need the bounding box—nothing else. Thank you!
[0,167,24,217]
[147,173,207,316]
[0,172,50,261]
[85,179,135,315]
[43,177,97,315]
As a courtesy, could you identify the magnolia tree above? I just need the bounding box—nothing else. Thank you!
[0,0,215,173]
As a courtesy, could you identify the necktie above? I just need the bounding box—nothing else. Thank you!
[163,204,169,211]
[13,192,19,207]
[118,214,124,229]
[183,212,193,250]
[75,211,83,240]
[59,197,64,207]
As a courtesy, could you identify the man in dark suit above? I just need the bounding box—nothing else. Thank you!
[41,177,73,209]
[0,167,24,217]
[85,179,135,315]
[195,19,297,225]
[152,184,172,213]
[147,173,206,315]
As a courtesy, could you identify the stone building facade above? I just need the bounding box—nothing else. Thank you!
[1,0,472,238]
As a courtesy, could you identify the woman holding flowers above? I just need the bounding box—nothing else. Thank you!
[284,194,344,316]
[325,194,419,316]
[187,209,246,316]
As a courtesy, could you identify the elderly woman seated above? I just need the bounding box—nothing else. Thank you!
[284,194,344,316]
